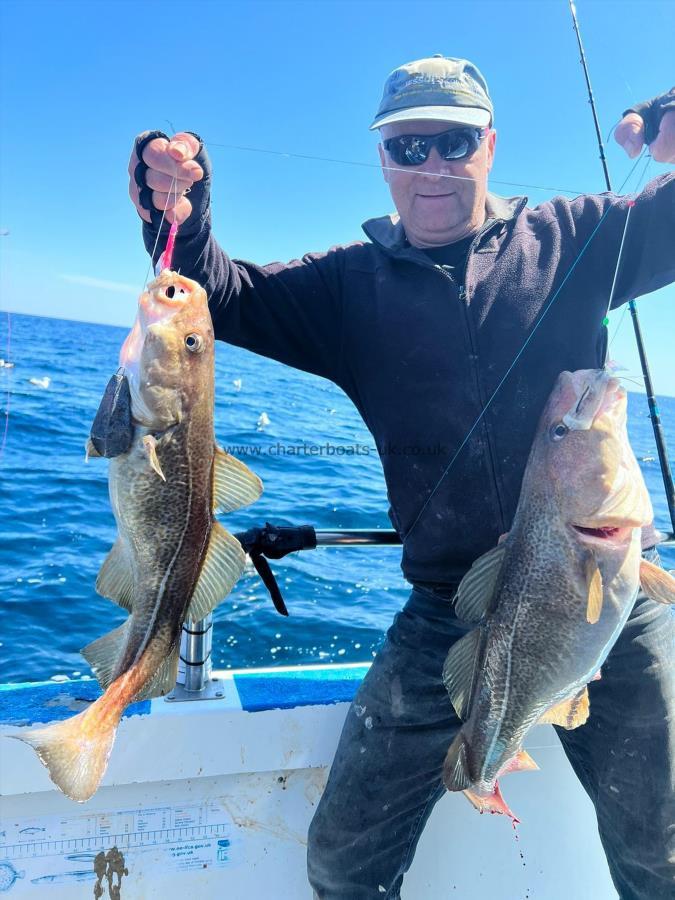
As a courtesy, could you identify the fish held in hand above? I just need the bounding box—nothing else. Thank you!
[442,368,675,821]
[12,271,262,802]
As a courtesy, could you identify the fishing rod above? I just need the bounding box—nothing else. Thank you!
[236,523,675,615]
[569,0,675,533]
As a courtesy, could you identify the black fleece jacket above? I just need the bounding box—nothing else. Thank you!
[144,173,675,586]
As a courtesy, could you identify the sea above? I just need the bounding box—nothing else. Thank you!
[1,312,673,685]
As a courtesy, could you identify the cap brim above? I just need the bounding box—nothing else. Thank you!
[369,105,491,131]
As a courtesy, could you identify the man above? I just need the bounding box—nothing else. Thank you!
[129,57,675,899]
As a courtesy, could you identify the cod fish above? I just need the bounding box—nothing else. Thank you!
[442,368,675,820]
[12,271,262,801]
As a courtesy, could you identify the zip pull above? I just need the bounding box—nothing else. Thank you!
[458,285,467,302]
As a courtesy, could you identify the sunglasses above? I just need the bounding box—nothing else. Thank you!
[382,127,487,167]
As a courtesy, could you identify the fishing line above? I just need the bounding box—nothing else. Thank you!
[606,119,622,144]
[607,150,653,351]
[0,311,12,464]
[602,201,635,332]
[142,173,179,288]
[404,151,648,541]
[569,0,675,533]
[190,131,652,537]
[618,376,649,391]
[153,122,659,543]
[207,140,588,197]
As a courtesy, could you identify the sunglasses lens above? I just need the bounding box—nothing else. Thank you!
[384,128,483,166]
[439,131,474,160]
[386,136,430,166]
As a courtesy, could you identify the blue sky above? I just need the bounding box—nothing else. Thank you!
[0,0,673,392]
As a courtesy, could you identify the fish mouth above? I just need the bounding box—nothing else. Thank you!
[571,524,633,547]
[153,281,192,307]
[146,272,194,310]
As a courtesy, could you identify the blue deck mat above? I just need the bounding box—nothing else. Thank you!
[0,680,150,726]
[233,665,369,712]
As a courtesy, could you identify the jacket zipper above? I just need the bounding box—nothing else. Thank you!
[436,253,508,534]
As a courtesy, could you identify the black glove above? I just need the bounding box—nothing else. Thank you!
[133,130,212,235]
[624,87,675,146]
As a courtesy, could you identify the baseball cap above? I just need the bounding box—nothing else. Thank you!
[370,55,493,131]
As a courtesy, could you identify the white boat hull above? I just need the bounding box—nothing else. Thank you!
[0,663,618,898]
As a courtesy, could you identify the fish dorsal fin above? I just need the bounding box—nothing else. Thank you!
[586,556,604,624]
[538,686,590,730]
[442,628,482,721]
[639,558,675,605]
[81,620,131,690]
[134,645,180,701]
[455,543,506,624]
[213,447,263,513]
[186,522,247,622]
[96,539,134,611]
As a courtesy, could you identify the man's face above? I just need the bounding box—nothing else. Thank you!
[378,120,496,248]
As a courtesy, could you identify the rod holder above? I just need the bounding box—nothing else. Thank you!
[176,614,213,693]
[166,614,225,702]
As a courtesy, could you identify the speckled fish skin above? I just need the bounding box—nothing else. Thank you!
[442,368,656,819]
[11,271,262,802]
[107,270,219,686]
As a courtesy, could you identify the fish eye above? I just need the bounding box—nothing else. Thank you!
[184,333,203,353]
[550,422,569,441]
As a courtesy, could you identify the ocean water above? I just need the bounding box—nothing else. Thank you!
[0,312,673,685]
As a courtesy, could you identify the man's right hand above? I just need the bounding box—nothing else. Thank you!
[128,131,205,224]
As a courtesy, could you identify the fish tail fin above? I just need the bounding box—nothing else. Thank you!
[8,697,121,802]
[463,782,520,823]
[442,732,473,792]
[444,734,521,822]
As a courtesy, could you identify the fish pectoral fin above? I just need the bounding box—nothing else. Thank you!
[538,686,590,729]
[142,435,166,481]
[133,645,180,701]
[186,522,247,622]
[499,749,539,775]
[81,620,131,690]
[442,628,481,720]
[85,438,102,461]
[96,539,134,611]
[213,446,263,513]
[454,543,506,624]
[585,555,604,624]
[443,732,473,792]
[639,558,675,604]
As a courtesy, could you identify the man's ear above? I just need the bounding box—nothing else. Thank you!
[378,142,391,184]
[486,129,497,173]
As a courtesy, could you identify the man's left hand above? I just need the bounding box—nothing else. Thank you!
[615,109,675,164]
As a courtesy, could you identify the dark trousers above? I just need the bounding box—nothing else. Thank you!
[307,563,675,899]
